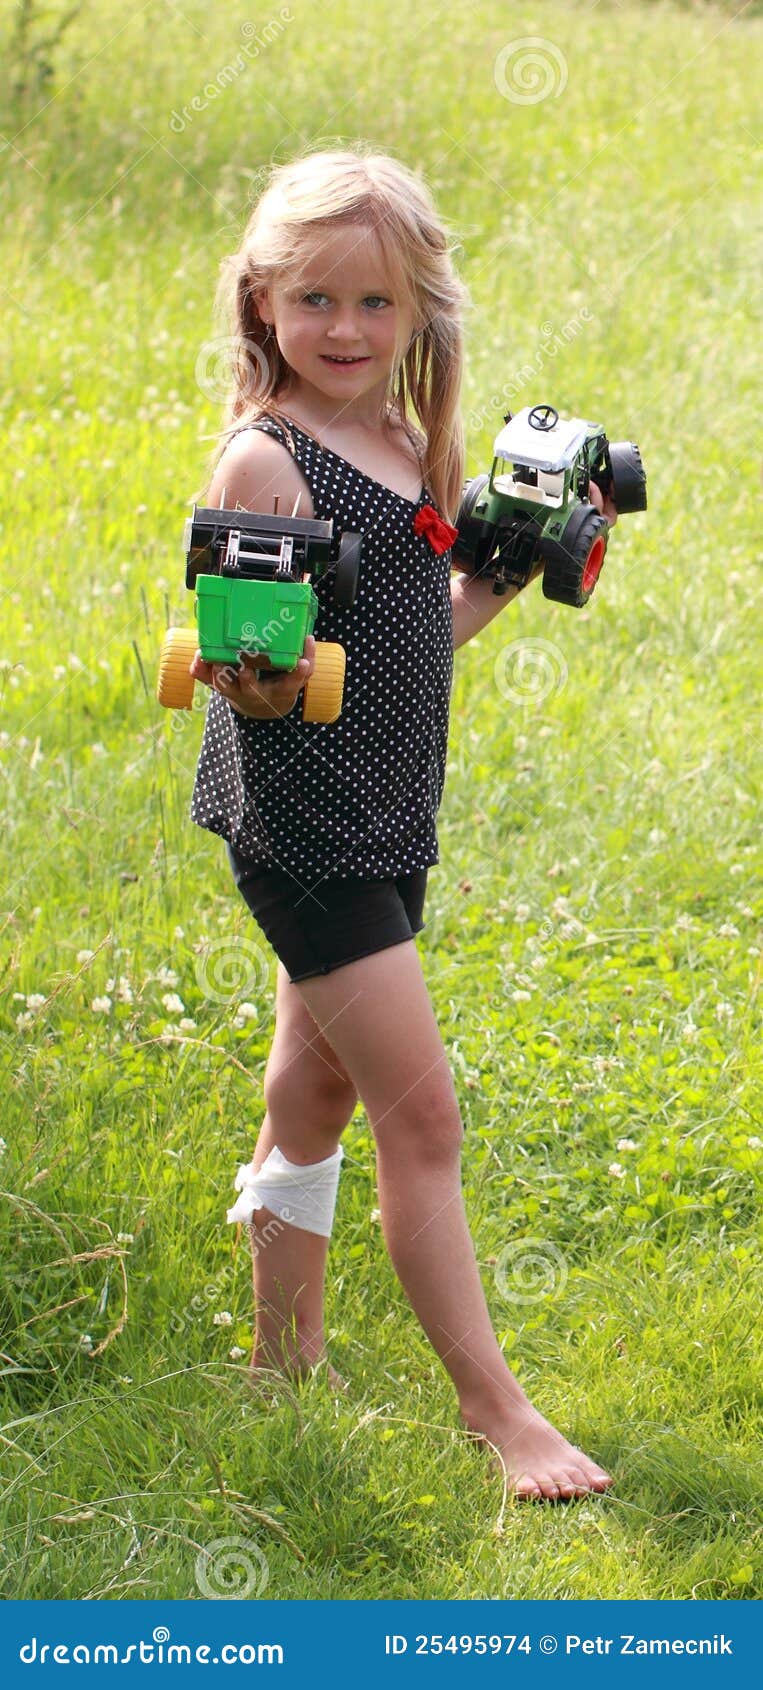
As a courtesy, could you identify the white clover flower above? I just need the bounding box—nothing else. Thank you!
[514,903,531,922]
[681,1018,698,1043]
[92,996,112,1014]
[236,1002,259,1021]
[729,864,744,875]
[213,1310,233,1327]
[616,1138,638,1152]
[608,1162,625,1178]
[747,1136,762,1151]
[718,923,740,939]
[116,1232,134,1244]
[15,1011,34,1030]
[77,949,95,963]
[174,926,185,940]
[162,992,185,1015]
[156,965,179,987]
[115,976,133,1003]
[370,1208,381,1224]
[674,914,694,931]
[178,1017,196,1032]
[26,993,46,1010]
[715,1000,734,1023]
[229,1346,246,1360]
[79,1333,95,1353]
[512,989,532,1002]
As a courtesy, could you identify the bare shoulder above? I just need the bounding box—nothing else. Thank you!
[204,425,315,518]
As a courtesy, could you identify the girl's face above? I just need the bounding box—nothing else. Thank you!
[255,222,418,424]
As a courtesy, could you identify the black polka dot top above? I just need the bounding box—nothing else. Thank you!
[190,415,455,882]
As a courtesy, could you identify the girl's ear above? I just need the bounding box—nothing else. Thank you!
[253,287,271,325]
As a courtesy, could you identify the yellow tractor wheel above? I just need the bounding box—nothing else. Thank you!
[302,642,346,724]
[157,628,198,709]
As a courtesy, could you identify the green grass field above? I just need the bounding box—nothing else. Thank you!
[1,0,761,1600]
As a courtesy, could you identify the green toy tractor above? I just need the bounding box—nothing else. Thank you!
[454,403,647,606]
[157,503,363,723]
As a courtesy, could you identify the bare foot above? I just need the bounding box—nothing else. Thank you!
[248,1350,349,1395]
[460,1397,613,1502]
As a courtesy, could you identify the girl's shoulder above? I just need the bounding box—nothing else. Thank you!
[206,415,316,516]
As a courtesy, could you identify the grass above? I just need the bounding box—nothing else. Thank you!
[1,0,761,1600]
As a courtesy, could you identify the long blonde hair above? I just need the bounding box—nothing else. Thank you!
[199,144,471,523]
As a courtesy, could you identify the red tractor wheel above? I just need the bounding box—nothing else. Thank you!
[540,508,609,608]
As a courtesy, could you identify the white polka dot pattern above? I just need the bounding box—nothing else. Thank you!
[189,418,454,879]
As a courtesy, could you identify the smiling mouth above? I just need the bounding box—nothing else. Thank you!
[320,355,370,365]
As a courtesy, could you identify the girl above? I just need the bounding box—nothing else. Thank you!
[188,145,616,1503]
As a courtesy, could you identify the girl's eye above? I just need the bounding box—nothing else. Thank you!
[300,293,390,309]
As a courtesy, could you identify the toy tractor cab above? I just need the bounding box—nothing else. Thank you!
[454,403,646,607]
[156,500,363,723]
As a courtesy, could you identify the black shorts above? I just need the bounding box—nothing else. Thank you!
[226,843,428,984]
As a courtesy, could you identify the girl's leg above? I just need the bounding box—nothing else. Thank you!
[291,941,613,1501]
[243,962,358,1379]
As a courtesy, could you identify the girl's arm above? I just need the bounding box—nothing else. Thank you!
[450,481,617,651]
[450,565,542,650]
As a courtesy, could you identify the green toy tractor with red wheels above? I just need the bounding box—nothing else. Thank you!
[156,502,362,723]
[454,403,647,604]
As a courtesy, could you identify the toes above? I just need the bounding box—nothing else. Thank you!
[554,1472,584,1500]
[513,1474,543,1501]
[561,1467,594,1497]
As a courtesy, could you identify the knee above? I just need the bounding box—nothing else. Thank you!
[264,1054,356,1131]
[374,1075,464,1165]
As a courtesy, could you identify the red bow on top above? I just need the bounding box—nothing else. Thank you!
[413,503,459,555]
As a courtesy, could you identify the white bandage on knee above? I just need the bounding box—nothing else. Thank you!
[226,1144,344,1238]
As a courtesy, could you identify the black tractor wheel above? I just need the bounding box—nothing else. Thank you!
[540,506,609,608]
[607,441,647,513]
[453,474,491,572]
[333,532,362,607]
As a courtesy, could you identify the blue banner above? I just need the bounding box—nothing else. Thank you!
[1,1600,759,1686]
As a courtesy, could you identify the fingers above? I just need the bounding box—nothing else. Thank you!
[190,637,317,719]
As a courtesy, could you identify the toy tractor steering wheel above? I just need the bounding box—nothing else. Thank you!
[528,404,559,432]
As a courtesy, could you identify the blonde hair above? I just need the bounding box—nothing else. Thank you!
[200,144,471,523]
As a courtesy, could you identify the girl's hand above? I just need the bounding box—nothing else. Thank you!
[588,479,618,526]
[189,635,317,720]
